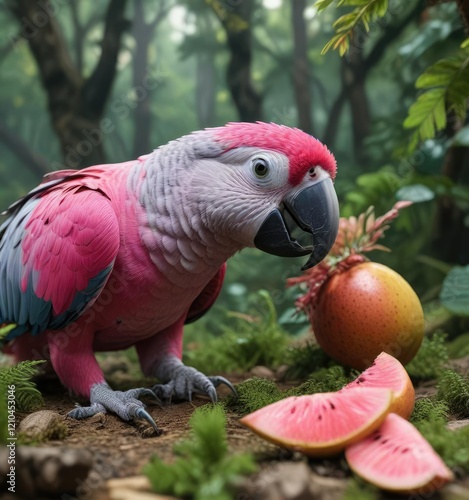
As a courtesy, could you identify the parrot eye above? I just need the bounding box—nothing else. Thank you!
[253,158,269,179]
[309,167,317,178]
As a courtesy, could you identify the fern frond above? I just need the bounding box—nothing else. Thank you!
[317,0,389,55]
[0,360,45,412]
[403,47,469,153]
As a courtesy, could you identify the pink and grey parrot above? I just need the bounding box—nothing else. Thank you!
[0,122,338,431]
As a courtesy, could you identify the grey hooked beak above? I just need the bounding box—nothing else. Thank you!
[253,177,339,270]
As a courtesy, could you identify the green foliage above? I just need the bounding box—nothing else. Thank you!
[343,476,379,500]
[406,332,449,381]
[0,361,45,412]
[340,167,404,217]
[403,43,469,153]
[0,324,16,340]
[440,266,469,316]
[317,0,389,56]
[0,391,7,444]
[143,405,256,500]
[410,397,449,424]
[184,291,291,374]
[436,370,469,419]
[447,332,469,359]
[415,416,469,472]
[229,365,351,415]
[286,342,334,379]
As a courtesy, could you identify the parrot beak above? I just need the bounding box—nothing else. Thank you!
[254,177,339,270]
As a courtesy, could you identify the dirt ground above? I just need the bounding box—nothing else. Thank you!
[8,356,469,500]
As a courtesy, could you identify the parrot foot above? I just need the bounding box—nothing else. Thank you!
[151,360,237,403]
[68,383,161,434]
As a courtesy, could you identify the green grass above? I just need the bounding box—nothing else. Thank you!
[184,291,291,374]
[143,405,256,500]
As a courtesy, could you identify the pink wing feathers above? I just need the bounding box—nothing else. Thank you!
[0,181,120,338]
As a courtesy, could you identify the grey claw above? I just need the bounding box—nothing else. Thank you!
[135,407,161,435]
[208,376,238,400]
[206,386,218,403]
[68,402,106,419]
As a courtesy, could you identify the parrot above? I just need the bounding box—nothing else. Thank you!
[0,122,339,432]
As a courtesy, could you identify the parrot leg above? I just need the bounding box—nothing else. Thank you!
[150,355,237,403]
[47,327,160,432]
[136,320,237,403]
[68,383,161,434]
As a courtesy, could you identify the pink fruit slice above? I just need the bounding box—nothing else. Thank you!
[240,387,393,457]
[342,352,415,419]
[346,413,453,494]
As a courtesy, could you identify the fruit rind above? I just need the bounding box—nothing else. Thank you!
[240,387,393,457]
[345,413,453,494]
[342,352,415,419]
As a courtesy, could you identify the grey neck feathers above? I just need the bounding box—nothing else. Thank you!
[128,136,242,285]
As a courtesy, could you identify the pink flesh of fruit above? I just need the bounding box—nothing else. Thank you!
[346,413,453,492]
[240,387,393,455]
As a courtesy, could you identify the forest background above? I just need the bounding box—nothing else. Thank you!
[0,0,468,343]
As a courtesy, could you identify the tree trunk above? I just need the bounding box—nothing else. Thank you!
[8,0,128,169]
[195,12,216,128]
[343,51,370,164]
[434,145,469,265]
[291,0,313,134]
[322,2,424,152]
[131,0,168,157]
[213,0,262,121]
[196,53,216,128]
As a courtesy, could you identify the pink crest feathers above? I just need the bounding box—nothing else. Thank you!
[212,122,337,185]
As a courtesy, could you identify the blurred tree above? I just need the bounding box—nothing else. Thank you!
[0,120,48,176]
[323,2,425,163]
[131,0,169,157]
[291,0,313,134]
[209,0,262,121]
[7,0,129,168]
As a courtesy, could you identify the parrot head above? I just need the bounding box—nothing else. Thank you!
[182,122,339,270]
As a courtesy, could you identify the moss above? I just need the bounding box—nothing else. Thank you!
[415,417,469,472]
[410,397,449,424]
[143,404,256,499]
[227,378,282,414]
[228,365,352,415]
[343,476,379,500]
[406,331,449,381]
[436,370,469,419]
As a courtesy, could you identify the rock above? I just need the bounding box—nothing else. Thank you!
[0,446,92,497]
[107,476,177,500]
[447,419,469,431]
[239,462,313,500]
[275,364,290,381]
[18,410,68,442]
[250,366,275,379]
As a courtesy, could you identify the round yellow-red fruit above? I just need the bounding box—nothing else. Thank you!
[312,262,424,370]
